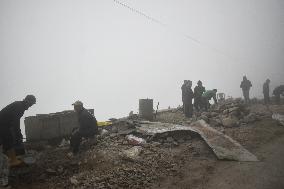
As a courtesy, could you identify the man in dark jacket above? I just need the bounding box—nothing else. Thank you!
[181,80,194,118]
[263,79,270,104]
[273,85,284,104]
[70,101,98,154]
[240,76,252,104]
[0,95,36,167]
[194,80,205,111]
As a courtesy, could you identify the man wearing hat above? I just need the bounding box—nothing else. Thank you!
[194,80,206,111]
[70,101,98,154]
[0,95,36,167]
[240,76,252,104]
[181,80,194,118]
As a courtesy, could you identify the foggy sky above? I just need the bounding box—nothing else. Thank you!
[1,0,284,126]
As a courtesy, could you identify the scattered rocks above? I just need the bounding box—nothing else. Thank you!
[121,146,143,161]
[126,135,146,145]
[200,115,209,123]
[46,168,57,175]
[221,116,239,127]
[166,137,174,143]
[242,113,259,124]
[70,176,79,185]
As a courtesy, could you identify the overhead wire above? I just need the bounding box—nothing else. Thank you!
[113,0,236,61]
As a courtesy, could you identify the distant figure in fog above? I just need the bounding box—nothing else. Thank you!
[240,76,252,104]
[263,79,270,105]
[181,80,194,118]
[194,80,205,111]
[273,85,284,104]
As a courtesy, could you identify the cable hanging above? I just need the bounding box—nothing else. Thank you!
[113,0,236,61]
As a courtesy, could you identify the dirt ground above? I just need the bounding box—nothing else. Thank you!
[9,104,284,189]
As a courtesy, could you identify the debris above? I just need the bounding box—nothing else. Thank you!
[200,115,209,123]
[151,142,161,147]
[100,129,109,136]
[126,135,146,145]
[121,146,143,161]
[221,116,239,127]
[0,153,9,187]
[22,156,36,165]
[59,139,69,147]
[272,113,284,126]
[242,113,259,123]
[70,176,79,185]
[137,120,258,161]
[46,168,57,175]
[191,120,258,161]
[166,137,174,142]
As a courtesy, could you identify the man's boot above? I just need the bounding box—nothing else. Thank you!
[6,149,24,167]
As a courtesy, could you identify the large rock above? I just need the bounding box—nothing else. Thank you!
[199,115,209,123]
[221,116,239,127]
[210,112,219,117]
[243,113,259,123]
[228,107,239,113]
[121,146,143,161]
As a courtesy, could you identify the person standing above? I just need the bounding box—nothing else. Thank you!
[70,101,98,154]
[0,95,36,167]
[263,79,270,104]
[181,80,187,114]
[194,80,205,111]
[181,80,194,118]
[240,76,252,104]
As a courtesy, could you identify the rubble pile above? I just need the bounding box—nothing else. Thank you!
[10,99,283,189]
[197,99,271,128]
[149,130,197,148]
[13,129,202,189]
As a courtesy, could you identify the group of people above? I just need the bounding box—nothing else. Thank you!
[181,76,284,118]
[0,96,98,171]
[240,76,284,105]
[181,80,218,118]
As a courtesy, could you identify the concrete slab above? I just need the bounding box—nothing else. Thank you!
[137,120,258,162]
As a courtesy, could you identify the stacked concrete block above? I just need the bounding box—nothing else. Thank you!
[24,109,93,142]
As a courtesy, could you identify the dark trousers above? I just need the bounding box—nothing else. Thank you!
[194,97,202,111]
[201,97,210,111]
[275,94,281,104]
[242,90,250,104]
[70,129,95,154]
[263,93,270,104]
[0,128,13,152]
[183,103,193,118]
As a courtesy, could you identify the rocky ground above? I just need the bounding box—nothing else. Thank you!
[9,99,284,189]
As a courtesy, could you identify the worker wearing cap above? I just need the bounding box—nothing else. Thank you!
[240,76,252,104]
[194,80,206,111]
[0,95,36,167]
[70,101,98,154]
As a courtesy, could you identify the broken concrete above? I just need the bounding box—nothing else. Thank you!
[190,120,258,161]
[137,120,258,162]
[272,113,284,126]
